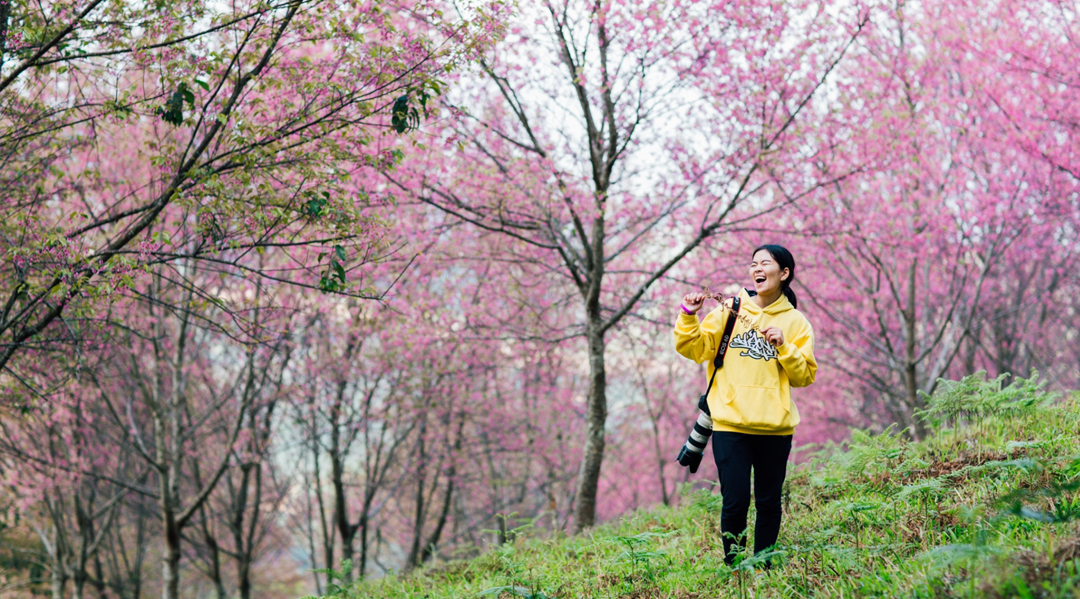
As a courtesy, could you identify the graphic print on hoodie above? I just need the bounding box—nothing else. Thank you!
[729,330,778,362]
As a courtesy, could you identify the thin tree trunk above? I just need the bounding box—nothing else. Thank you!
[572,319,607,532]
[962,330,978,377]
[327,339,359,581]
[236,462,259,599]
[160,500,182,599]
[93,553,108,599]
[639,363,671,507]
[311,415,333,594]
[903,261,926,440]
[72,494,91,599]
[358,513,369,580]
[649,416,670,507]
[51,564,65,599]
[419,414,465,564]
[197,503,226,599]
[405,422,428,570]
[158,286,186,599]
[331,407,356,581]
[107,505,148,599]
[130,511,148,599]
[419,479,454,565]
[49,525,66,599]
[73,572,87,599]
[481,431,505,545]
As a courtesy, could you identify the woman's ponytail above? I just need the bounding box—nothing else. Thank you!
[753,244,798,310]
[781,286,798,310]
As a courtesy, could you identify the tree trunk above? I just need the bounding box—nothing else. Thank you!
[571,319,607,532]
[73,495,90,599]
[50,558,66,599]
[122,509,150,599]
[235,462,260,599]
[358,514,369,580]
[72,572,87,599]
[419,414,464,565]
[332,456,354,578]
[328,367,357,582]
[405,423,427,570]
[208,539,226,599]
[311,426,332,595]
[331,422,356,581]
[903,261,927,440]
[196,503,227,599]
[962,329,978,377]
[160,457,182,599]
[650,419,670,507]
[640,367,671,507]
[419,478,454,564]
[237,557,252,599]
[158,300,186,599]
[161,512,181,599]
[92,554,109,599]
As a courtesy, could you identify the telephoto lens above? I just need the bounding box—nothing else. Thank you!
[674,395,713,473]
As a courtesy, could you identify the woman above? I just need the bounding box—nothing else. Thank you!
[674,244,817,566]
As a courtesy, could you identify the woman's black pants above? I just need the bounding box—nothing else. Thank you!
[711,431,792,565]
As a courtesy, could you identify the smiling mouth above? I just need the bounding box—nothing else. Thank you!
[754,276,766,284]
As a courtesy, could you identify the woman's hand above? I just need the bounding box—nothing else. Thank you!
[761,326,785,348]
[681,292,707,314]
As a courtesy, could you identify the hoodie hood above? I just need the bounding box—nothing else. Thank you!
[738,288,793,316]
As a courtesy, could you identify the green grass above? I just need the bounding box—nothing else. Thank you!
[319,373,1080,598]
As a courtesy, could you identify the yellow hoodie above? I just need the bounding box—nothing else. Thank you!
[673,288,816,435]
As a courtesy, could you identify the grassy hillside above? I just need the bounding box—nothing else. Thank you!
[319,373,1080,598]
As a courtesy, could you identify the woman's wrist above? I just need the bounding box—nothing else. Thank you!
[680,303,698,316]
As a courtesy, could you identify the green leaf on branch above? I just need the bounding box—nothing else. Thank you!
[391,94,420,133]
[318,255,348,294]
[303,197,328,219]
[318,275,342,293]
[156,83,191,126]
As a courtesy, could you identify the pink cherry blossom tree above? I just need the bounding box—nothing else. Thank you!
[790,0,1080,437]
[0,0,500,383]
[392,0,868,531]
[6,1,1080,596]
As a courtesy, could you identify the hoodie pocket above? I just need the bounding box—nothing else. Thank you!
[732,384,789,429]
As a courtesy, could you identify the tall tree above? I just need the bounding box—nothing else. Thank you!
[394,0,866,529]
[0,0,494,382]
[794,0,1080,436]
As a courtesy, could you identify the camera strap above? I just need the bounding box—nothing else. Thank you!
[698,295,741,413]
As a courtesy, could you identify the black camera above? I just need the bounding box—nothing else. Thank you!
[675,394,713,473]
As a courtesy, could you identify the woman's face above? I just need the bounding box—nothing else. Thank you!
[749,250,789,297]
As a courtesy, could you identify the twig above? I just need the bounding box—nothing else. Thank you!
[700,286,763,334]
